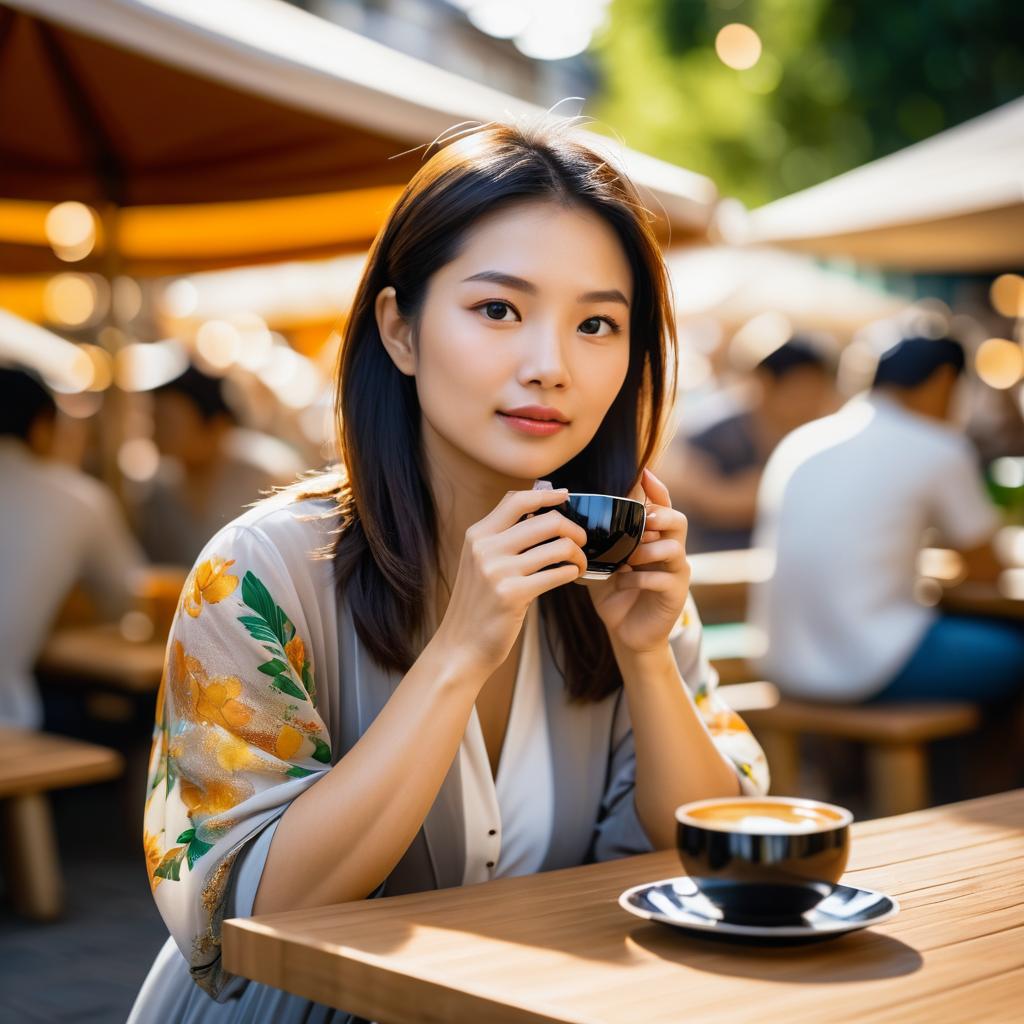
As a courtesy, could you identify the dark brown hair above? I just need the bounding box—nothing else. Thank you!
[325,118,678,702]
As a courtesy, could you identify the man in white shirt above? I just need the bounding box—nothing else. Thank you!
[0,367,146,728]
[750,336,1023,705]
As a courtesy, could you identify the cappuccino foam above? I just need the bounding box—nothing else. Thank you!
[685,801,844,834]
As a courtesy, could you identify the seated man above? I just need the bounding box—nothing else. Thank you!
[0,367,146,728]
[749,336,1022,706]
[659,337,835,552]
[139,367,305,566]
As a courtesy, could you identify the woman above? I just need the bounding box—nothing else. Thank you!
[129,118,769,1023]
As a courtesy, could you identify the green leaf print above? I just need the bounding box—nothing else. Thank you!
[311,737,331,763]
[154,846,187,882]
[270,674,306,700]
[240,572,294,649]
[286,764,316,778]
[257,659,290,677]
[177,828,196,844]
[301,660,316,704]
[186,836,214,870]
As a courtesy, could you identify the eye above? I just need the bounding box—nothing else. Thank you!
[475,300,520,323]
[579,315,623,337]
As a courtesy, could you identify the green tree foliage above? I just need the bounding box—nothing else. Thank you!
[590,0,1024,206]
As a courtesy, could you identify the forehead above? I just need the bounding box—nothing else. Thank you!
[446,199,633,297]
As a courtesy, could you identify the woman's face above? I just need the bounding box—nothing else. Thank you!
[403,199,634,487]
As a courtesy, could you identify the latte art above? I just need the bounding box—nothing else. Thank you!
[685,800,844,834]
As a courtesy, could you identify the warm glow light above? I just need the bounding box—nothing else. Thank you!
[990,274,1024,319]
[196,319,241,369]
[117,437,161,482]
[79,344,113,391]
[715,23,762,70]
[976,338,1024,390]
[43,273,98,327]
[45,201,97,262]
[162,279,199,318]
[115,338,190,392]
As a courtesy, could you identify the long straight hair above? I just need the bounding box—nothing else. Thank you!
[327,119,678,702]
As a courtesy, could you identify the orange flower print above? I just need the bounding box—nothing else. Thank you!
[182,557,238,618]
[704,707,751,736]
[275,724,302,761]
[284,635,305,676]
[144,830,165,889]
[194,673,253,732]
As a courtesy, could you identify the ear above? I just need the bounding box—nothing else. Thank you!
[375,286,416,377]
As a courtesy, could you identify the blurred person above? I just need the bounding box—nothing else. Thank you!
[0,367,145,728]
[658,337,835,552]
[128,120,769,1023]
[140,366,305,566]
[750,336,1023,707]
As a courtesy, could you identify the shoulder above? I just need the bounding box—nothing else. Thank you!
[196,483,343,591]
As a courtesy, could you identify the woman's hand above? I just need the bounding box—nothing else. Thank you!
[436,487,588,677]
[579,467,690,655]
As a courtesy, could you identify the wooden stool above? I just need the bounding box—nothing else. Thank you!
[0,727,123,919]
[740,699,981,817]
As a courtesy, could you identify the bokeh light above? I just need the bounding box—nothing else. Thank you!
[78,344,114,391]
[976,337,1024,390]
[117,437,161,482]
[990,274,1024,319]
[196,319,242,370]
[715,23,762,71]
[44,273,99,327]
[45,201,97,262]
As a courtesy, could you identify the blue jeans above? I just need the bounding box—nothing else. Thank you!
[867,615,1024,705]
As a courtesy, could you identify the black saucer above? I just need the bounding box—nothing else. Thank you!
[619,876,899,946]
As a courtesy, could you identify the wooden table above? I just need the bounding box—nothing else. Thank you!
[0,727,123,918]
[223,789,1024,1023]
[36,623,166,693]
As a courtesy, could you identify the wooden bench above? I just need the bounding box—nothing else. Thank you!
[0,727,124,920]
[739,699,981,817]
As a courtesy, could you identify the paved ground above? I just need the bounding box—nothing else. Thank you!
[0,781,166,1024]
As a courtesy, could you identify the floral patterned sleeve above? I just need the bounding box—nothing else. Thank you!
[669,594,770,797]
[143,523,332,999]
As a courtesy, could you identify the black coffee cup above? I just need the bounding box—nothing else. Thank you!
[560,493,647,580]
[675,796,853,924]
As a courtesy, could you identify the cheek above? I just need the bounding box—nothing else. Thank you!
[414,312,512,422]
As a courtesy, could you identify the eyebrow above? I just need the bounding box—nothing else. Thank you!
[461,270,630,308]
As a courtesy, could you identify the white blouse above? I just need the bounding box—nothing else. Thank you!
[459,600,553,885]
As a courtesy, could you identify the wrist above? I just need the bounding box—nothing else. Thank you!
[612,639,676,680]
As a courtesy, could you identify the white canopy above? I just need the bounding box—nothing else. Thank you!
[746,97,1024,272]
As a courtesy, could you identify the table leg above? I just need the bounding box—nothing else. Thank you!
[759,731,801,796]
[867,744,928,817]
[3,792,63,920]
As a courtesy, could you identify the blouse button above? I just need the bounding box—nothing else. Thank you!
[486,861,495,868]
[488,829,497,836]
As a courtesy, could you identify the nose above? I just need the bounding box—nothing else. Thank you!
[518,319,571,390]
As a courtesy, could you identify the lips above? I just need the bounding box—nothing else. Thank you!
[499,406,569,423]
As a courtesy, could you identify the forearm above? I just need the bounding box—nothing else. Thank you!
[254,635,485,914]
[615,643,741,849]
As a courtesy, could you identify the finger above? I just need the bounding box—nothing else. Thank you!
[641,467,673,508]
[613,570,679,591]
[490,487,569,531]
[644,507,687,541]
[513,535,587,578]
[503,508,588,554]
[627,538,686,569]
